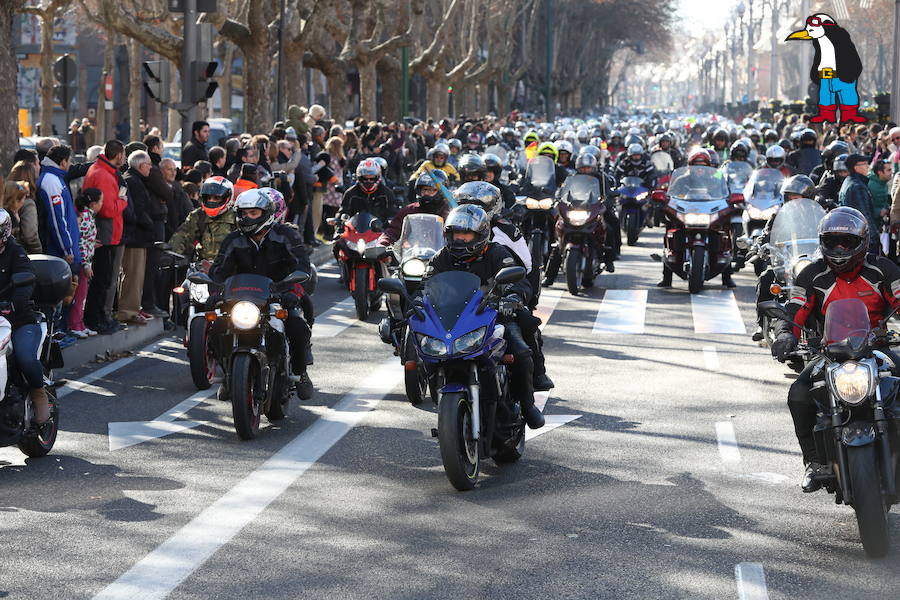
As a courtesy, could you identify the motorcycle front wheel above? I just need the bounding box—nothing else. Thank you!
[403,339,427,406]
[353,268,370,321]
[231,354,262,440]
[438,392,479,491]
[188,318,216,390]
[848,444,890,557]
[565,249,582,296]
[626,211,640,246]
[18,391,58,457]
[688,246,706,294]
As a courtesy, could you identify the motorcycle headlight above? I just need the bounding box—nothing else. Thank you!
[567,209,590,226]
[748,206,778,220]
[683,212,711,227]
[539,198,554,209]
[452,327,486,355]
[356,239,367,255]
[830,361,874,406]
[190,283,209,303]
[416,333,448,357]
[230,301,261,331]
[401,258,427,278]
[635,192,648,201]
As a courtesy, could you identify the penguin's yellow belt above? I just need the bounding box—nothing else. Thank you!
[819,68,835,79]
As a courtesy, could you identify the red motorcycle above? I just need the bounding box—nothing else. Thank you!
[332,212,388,320]
[655,165,742,294]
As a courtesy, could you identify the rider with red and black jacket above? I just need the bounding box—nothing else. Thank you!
[771,207,900,492]
[338,159,397,223]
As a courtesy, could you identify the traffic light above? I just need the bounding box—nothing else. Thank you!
[53,55,77,110]
[191,60,218,103]
[143,60,170,103]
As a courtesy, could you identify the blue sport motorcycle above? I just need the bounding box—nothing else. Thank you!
[617,176,650,246]
[378,266,527,491]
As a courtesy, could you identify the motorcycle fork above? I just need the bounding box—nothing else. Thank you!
[874,385,896,497]
[830,393,853,504]
[469,363,481,443]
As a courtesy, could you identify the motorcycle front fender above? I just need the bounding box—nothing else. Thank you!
[440,383,467,394]
[841,421,877,447]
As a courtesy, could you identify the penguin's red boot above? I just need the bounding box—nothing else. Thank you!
[809,105,837,123]
[839,105,867,123]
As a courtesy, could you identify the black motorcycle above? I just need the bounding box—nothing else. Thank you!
[188,270,308,440]
[515,155,558,270]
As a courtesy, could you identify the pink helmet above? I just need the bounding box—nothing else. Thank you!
[258,187,287,223]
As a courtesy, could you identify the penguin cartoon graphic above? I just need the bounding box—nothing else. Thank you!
[786,13,864,123]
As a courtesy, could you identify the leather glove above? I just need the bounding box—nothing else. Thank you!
[771,333,798,361]
[280,292,300,309]
[498,294,522,318]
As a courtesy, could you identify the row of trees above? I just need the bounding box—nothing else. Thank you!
[0,0,674,165]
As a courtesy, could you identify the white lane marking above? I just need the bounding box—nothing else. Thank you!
[691,290,747,334]
[592,290,648,334]
[93,359,400,600]
[702,345,720,370]
[108,388,216,451]
[534,390,550,413]
[534,288,563,331]
[56,339,169,399]
[311,296,358,339]
[735,562,770,600]
[715,421,742,463]
[525,414,581,441]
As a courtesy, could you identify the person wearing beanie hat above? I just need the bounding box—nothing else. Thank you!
[839,153,880,252]
[233,163,259,198]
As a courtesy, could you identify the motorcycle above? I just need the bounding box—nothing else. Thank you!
[516,155,558,271]
[659,165,741,293]
[380,214,445,405]
[721,161,754,245]
[187,269,309,440]
[617,176,650,246]
[738,168,784,273]
[760,297,900,557]
[543,174,607,295]
[650,150,674,227]
[378,266,528,491]
[0,256,70,457]
[332,212,387,321]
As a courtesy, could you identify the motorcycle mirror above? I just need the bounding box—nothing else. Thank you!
[188,272,215,286]
[735,236,751,250]
[758,300,788,320]
[728,193,745,205]
[377,277,407,297]
[363,246,388,261]
[154,241,172,251]
[370,219,384,233]
[280,270,310,286]
[495,266,526,286]
[11,272,35,288]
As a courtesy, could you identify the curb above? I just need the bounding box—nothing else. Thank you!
[61,318,165,374]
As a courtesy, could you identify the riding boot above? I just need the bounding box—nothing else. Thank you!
[657,265,673,287]
[721,267,736,288]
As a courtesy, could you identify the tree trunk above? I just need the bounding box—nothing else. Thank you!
[325,70,348,123]
[454,81,471,118]
[0,1,23,168]
[425,76,444,121]
[128,39,142,144]
[243,42,272,133]
[497,81,512,117]
[39,11,55,136]
[96,31,117,144]
[357,59,377,120]
[219,44,234,120]
[283,43,306,117]
[378,54,400,123]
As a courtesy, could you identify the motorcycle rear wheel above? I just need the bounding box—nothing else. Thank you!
[438,392,479,491]
[848,444,890,557]
[231,354,261,440]
[264,365,290,421]
[188,318,215,390]
[18,392,58,457]
[353,268,370,321]
[565,249,582,296]
[688,246,706,294]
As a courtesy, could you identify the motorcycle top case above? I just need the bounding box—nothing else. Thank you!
[28,254,72,306]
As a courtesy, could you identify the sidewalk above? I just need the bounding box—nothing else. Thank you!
[59,242,335,373]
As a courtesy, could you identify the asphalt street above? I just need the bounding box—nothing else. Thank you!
[1,229,899,600]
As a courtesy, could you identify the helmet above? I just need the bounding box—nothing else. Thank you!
[688,149,712,167]
[259,187,286,222]
[485,131,499,144]
[624,134,642,147]
[764,130,778,143]
[822,140,850,167]
[765,145,786,168]
[234,188,276,235]
[580,144,601,159]
[373,156,388,174]
[200,176,235,218]
[355,159,381,193]
[712,128,729,144]
[729,140,748,161]
[577,127,590,142]
[575,153,598,172]
[428,143,450,167]
[524,131,540,145]
[555,140,574,157]
[466,132,481,146]
[654,124,665,135]
[818,207,869,274]
[627,143,643,158]
[427,168,449,186]
[0,209,11,254]
[482,153,503,178]
[833,153,849,173]
[458,153,487,181]
[610,130,622,142]
[413,173,441,210]
[707,149,721,167]
[749,128,761,141]
[780,175,815,200]
[800,128,817,145]
[454,181,503,220]
[443,204,491,264]
[537,142,558,162]
[447,139,462,153]
[778,138,793,151]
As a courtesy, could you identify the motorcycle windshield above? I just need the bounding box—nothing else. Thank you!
[349,212,378,234]
[485,144,508,164]
[650,151,673,176]
[559,175,601,207]
[223,273,272,304]
[743,168,784,204]
[721,161,753,193]
[393,213,445,261]
[668,166,728,201]
[769,198,824,282]
[525,155,557,194]
[824,298,871,348]
[423,271,482,331]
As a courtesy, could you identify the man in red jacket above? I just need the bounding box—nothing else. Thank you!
[83,140,128,335]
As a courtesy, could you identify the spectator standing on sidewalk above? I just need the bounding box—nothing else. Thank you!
[182,120,210,169]
[118,151,154,326]
[69,188,102,338]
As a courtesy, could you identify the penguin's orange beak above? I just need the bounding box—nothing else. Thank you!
[786,29,812,41]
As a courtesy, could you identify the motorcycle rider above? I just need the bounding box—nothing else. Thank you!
[607,131,626,161]
[483,153,516,211]
[707,128,730,161]
[377,174,451,248]
[458,153,488,184]
[210,188,315,400]
[566,152,620,264]
[614,143,656,190]
[810,140,849,185]
[764,146,794,177]
[750,175,816,341]
[658,150,736,288]
[168,176,237,265]
[410,143,459,182]
[722,140,752,168]
[424,204,545,429]
[817,153,849,210]
[652,132,684,168]
[769,207,900,491]
[555,140,575,174]
[786,128,822,176]
[536,142,570,184]
[339,159,397,223]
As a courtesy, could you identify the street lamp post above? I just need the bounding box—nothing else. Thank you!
[769,0,779,102]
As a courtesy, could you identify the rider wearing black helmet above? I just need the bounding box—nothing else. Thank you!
[458,153,488,183]
[770,207,900,491]
[378,173,451,248]
[425,205,545,429]
[786,128,822,176]
[482,153,516,211]
[811,140,849,184]
[817,153,850,209]
[210,188,314,399]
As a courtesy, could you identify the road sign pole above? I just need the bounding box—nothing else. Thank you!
[181,0,197,144]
